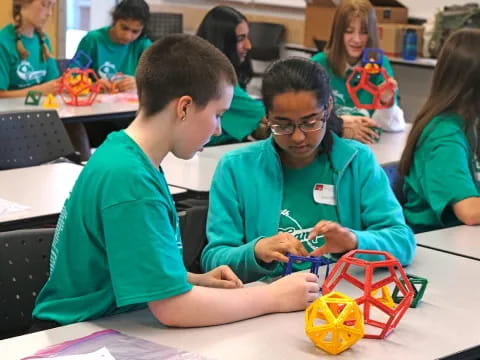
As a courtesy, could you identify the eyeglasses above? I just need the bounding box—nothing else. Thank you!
[268,110,327,136]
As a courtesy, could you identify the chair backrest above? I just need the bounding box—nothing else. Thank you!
[149,12,183,41]
[0,228,55,339]
[177,198,209,274]
[0,110,76,170]
[382,161,405,205]
[248,22,286,61]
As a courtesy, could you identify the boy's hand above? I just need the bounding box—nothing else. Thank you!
[341,115,379,144]
[308,221,357,257]
[269,272,320,312]
[97,78,113,93]
[189,266,243,289]
[254,233,308,264]
[35,79,59,95]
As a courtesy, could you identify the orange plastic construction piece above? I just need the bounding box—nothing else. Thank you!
[322,250,414,339]
[305,291,364,355]
[58,68,101,106]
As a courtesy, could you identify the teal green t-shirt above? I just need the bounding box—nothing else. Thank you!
[311,52,396,117]
[33,131,191,325]
[279,152,339,271]
[0,24,59,90]
[403,113,480,232]
[72,26,151,79]
[207,85,266,146]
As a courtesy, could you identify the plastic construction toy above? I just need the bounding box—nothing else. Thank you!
[43,94,59,109]
[70,49,93,70]
[392,273,428,308]
[322,249,414,339]
[110,72,126,94]
[305,291,364,355]
[283,255,330,279]
[371,286,395,309]
[24,90,42,105]
[346,48,396,110]
[58,68,101,106]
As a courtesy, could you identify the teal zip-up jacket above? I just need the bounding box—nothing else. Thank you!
[202,134,415,283]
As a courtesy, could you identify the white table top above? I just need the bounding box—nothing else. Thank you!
[2,246,479,360]
[416,225,480,260]
[0,94,138,121]
[368,124,410,165]
[0,163,186,225]
[165,126,411,192]
[0,163,83,225]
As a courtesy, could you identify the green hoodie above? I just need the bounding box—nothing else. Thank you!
[202,134,415,283]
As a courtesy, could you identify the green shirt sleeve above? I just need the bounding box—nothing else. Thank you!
[420,134,480,225]
[102,199,192,307]
[220,86,266,141]
[202,155,279,283]
[348,145,416,266]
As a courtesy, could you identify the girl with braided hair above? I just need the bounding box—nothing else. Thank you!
[0,0,59,97]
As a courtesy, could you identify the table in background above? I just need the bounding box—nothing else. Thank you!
[3,246,480,360]
[0,163,186,231]
[0,95,138,124]
[416,225,480,261]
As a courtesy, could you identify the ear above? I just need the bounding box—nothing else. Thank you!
[327,95,334,113]
[176,95,193,122]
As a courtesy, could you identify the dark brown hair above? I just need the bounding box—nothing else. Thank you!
[262,57,343,153]
[399,29,480,176]
[13,0,53,62]
[135,34,237,117]
[325,0,378,77]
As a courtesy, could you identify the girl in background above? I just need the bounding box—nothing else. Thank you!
[400,29,480,233]
[312,0,406,143]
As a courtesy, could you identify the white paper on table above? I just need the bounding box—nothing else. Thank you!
[36,347,116,360]
[0,198,30,216]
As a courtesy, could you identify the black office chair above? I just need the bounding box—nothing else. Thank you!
[177,198,209,274]
[382,161,405,205]
[148,12,183,41]
[0,110,78,170]
[0,228,55,339]
[248,22,285,62]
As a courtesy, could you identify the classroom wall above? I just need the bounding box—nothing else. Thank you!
[0,1,59,56]
[148,0,479,45]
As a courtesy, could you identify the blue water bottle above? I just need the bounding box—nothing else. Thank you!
[402,29,417,61]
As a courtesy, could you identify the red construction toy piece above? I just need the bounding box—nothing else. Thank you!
[58,68,101,106]
[322,249,414,339]
[346,48,395,110]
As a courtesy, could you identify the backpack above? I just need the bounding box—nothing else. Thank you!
[428,3,480,58]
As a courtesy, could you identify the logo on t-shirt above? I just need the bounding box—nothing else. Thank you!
[279,209,324,253]
[16,60,46,85]
[98,61,117,80]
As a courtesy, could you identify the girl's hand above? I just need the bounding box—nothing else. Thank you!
[308,221,357,257]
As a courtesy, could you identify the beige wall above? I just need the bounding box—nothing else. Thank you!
[148,0,305,45]
[0,2,59,56]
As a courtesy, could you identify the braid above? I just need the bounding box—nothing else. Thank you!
[13,2,29,60]
[36,28,53,62]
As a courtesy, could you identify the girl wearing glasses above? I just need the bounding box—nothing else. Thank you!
[202,57,415,283]
[312,0,405,143]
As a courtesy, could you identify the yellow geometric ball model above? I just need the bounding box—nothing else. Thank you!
[305,291,364,355]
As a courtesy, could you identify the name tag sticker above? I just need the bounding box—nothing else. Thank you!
[313,184,336,206]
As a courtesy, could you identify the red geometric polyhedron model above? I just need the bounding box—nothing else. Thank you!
[322,250,414,339]
[58,68,101,106]
[346,66,395,111]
